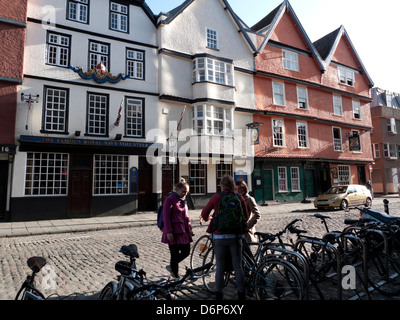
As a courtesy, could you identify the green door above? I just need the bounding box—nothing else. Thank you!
[264,170,274,201]
[305,169,316,198]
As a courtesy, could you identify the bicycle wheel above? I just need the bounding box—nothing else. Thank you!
[190,234,212,271]
[99,281,118,300]
[365,252,400,296]
[254,258,303,300]
[202,246,230,293]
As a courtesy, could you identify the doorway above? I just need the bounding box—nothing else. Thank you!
[0,161,8,220]
[138,157,153,211]
[263,169,274,201]
[68,155,92,218]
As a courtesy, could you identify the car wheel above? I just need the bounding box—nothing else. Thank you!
[340,199,348,210]
[365,198,372,208]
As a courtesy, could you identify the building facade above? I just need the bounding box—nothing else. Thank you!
[370,87,400,194]
[248,2,374,204]
[0,0,27,220]
[12,0,160,221]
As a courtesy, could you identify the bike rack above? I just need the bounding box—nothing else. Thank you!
[293,238,342,300]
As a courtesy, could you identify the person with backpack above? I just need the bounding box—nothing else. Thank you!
[161,179,193,279]
[201,175,249,300]
[235,180,261,243]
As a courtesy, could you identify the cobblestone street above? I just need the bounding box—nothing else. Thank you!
[1,196,400,301]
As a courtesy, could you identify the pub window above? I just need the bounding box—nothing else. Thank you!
[25,152,69,196]
[87,93,109,136]
[42,86,69,133]
[189,162,206,195]
[93,154,129,195]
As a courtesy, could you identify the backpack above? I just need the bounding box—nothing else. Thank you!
[212,192,247,234]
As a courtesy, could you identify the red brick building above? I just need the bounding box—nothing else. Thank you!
[246,2,374,203]
[0,0,27,219]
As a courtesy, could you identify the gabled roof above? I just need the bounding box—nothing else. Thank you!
[156,0,258,53]
[251,1,325,71]
[313,25,374,87]
[127,0,157,25]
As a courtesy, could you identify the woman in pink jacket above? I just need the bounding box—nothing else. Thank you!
[161,180,193,278]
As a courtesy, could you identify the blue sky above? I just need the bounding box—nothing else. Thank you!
[146,0,400,93]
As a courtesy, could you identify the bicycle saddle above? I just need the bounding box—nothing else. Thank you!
[255,232,275,241]
[120,244,139,258]
[27,257,47,273]
[314,213,331,220]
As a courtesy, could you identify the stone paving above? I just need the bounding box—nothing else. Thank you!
[1,196,399,301]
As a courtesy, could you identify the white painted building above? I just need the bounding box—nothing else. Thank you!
[155,0,258,205]
[12,0,161,220]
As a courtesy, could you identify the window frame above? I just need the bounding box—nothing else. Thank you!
[109,1,129,33]
[297,86,309,110]
[387,118,397,134]
[93,154,129,195]
[193,57,234,86]
[192,105,233,137]
[296,121,309,148]
[383,143,397,159]
[338,66,355,87]
[206,28,219,50]
[333,94,343,116]
[352,100,361,120]
[282,49,299,72]
[333,127,343,152]
[126,48,144,80]
[125,97,144,138]
[291,167,301,192]
[24,152,69,196]
[41,86,69,134]
[86,92,109,137]
[46,31,71,68]
[272,118,285,147]
[272,81,286,106]
[278,167,288,193]
[216,162,233,192]
[338,165,351,185]
[66,0,89,24]
[189,162,207,195]
[88,40,110,71]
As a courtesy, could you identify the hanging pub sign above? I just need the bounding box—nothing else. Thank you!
[349,133,361,151]
[70,62,129,84]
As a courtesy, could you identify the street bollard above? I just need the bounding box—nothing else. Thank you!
[383,199,390,215]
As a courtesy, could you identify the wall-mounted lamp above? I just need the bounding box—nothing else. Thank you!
[21,93,40,130]
[74,131,81,137]
[21,93,40,104]
[115,134,122,140]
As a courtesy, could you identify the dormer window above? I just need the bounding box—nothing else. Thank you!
[282,50,299,72]
[338,66,355,87]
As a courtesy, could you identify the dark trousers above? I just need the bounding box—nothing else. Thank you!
[169,244,191,277]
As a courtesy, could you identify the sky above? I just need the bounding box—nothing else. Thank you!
[146,0,400,93]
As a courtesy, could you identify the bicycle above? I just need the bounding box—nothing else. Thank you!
[15,256,47,300]
[99,244,149,300]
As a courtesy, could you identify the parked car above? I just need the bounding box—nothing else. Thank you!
[313,184,372,210]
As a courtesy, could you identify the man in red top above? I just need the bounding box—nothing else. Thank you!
[201,175,249,300]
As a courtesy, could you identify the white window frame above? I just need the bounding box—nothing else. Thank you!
[67,0,89,24]
[87,93,108,136]
[192,105,233,137]
[189,162,207,195]
[383,143,397,159]
[333,95,343,116]
[193,57,234,86]
[89,41,110,70]
[278,167,288,192]
[352,100,361,120]
[282,49,299,71]
[333,127,343,152]
[296,121,309,148]
[338,66,355,87]
[272,81,286,106]
[93,154,129,195]
[126,49,144,80]
[110,2,128,33]
[291,167,301,192]
[272,118,285,147]
[387,118,397,134]
[297,86,309,109]
[125,98,143,137]
[43,86,68,133]
[46,32,70,67]
[206,28,218,50]
[338,165,351,185]
[25,152,69,196]
[386,93,393,107]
